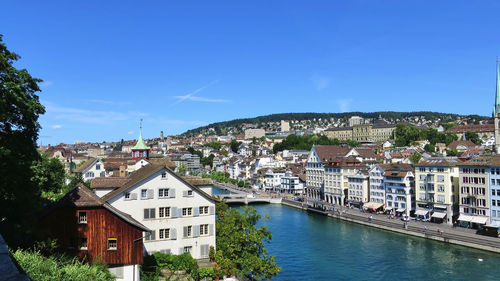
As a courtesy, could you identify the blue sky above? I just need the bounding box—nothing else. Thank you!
[2,0,500,145]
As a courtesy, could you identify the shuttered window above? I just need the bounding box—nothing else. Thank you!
[144,208,155,219]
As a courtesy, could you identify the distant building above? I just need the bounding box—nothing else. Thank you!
[280,120,290,132]
[349,116,364,127]
[244,128,265,140]
[324,121,395,143]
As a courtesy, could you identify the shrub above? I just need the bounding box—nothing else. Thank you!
[12,249,115,281]
[209,246,215,261]
[198,267,214,280]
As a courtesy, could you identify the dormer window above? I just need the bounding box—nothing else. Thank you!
[78,212,87,224]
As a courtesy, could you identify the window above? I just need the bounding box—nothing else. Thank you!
[437,168,444,172]
[96,164,101,170]
[437,195,445,203]
[107,238,117,250]
[183,246,192,254]
[497,190,500,196]
[184,226,192,238]
[200,206,210,215]
[159,207,171,218]
[182,208,193,216]
[187,190,193,196]
[144,208,155,219]
[437,175,444,182]
[493,200,496,206]
[145,231,156,241]
[125,192,131,200]
[159,188,169,198]
[78,212,87,224]
[200,224,209,236]
[141,189,147,199]
[79,237,88,250]
[438,185,445,192]
[159,228,170,239]
[161,172,167,179]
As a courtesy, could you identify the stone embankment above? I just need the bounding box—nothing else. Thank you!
[281,199,500,254]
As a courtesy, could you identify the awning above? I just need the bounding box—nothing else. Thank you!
[432,212,447,219]
[458,214,473,222]
[396,208,405,213]
[415,210,429,216]
[471,216,488,225]
[363,202,384,210]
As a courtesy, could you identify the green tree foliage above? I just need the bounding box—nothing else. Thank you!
[201,154,215,168]
[395,124,458,147]
[446,149,459,156]
[272,134,357,153]
[465,131,482,145]
[424,144,435,153]
[230,139,242,153]
[12,249,115,281]
[410,152,422,164]
[215,202,280,280]
[31,153,66,194]
[206,141,222,150]
[0,35,46,246]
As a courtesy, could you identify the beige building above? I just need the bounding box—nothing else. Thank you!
[244,128,265,139]
[324,122,395,143]
[415,158,460,225]
[280,120,290,132]
[323,157,363,206]
[458,158,490,228]
[347,172,369,207]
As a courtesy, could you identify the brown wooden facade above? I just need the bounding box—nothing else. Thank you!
[41,207,144,265]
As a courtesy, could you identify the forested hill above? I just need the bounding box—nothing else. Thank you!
[182,111,487,137]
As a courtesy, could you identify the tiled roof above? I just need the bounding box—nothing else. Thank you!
[181,176,214,186]
[75,157,97,173]
[148,157,176,169]
[447,140,477,150]
[377,163,414,171]
[416,157,463,167]
[459,155,500,167]
[91,177,130,189]
[314,145,350,163]
[446,124,494,133]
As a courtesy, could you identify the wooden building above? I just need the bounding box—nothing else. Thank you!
[41,184,149,281]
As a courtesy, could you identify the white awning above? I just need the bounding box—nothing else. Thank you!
[364,202,384,210]
[415,210,429,216]
[458,214,473,222]
[396,208,405,213]
[471,216,488,225]
[432,212,447,219]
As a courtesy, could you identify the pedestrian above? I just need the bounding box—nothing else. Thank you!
[424,225,427,233]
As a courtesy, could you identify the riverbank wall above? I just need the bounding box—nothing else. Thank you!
[281,199,500,254]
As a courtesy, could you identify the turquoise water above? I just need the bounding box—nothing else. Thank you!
[213,187,500,280]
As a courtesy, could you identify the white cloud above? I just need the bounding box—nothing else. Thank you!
[311,76,331,91]
[40,81,53,87]
[172,80,229,105]
[87,99,132,106]
[337,99,352,112]
[51,124,62,129]
[45,104,129,124]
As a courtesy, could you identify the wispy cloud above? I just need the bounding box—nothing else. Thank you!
[172,80,229,105]
[87,99,133,106]
[45,104,129,124]
[128,131,134,135]
[40,81,53,87]
[337,99,352,112]
[51,124,62,130]
[311,76,331,91]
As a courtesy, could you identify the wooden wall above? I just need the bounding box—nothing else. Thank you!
[41,207,144,265]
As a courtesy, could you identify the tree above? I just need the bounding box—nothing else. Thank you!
[215,202,280,279]
[465,131,481,145]
[230,139,241,153]
[0,34,46,246]
[31,153,67,201]
[410,152,422,164]
[446,149,458,156]
[424,144,435,153]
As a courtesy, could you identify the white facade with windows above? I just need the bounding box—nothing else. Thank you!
[385,170,414,217]
[265,169,286,191]
[105,167,216,259]
[80,158,105,182]
[368,165,385,204]
[280,171,304,194]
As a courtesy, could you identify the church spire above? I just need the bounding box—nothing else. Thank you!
[495,58,500,115]
[132,119,149,151]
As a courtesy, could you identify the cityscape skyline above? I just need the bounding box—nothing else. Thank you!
[2,1,500,144]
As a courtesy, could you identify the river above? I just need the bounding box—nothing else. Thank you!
[213,187,500,280]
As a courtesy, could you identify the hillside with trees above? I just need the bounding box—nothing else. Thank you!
[182,111,487,137]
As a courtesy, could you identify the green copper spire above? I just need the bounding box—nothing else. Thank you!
[495,58,500,116]
[132,119,149,150]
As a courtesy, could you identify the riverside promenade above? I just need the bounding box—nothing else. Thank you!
[281,198,500,254]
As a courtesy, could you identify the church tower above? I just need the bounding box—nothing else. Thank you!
[131,119,150,160]
[494,59,500,153]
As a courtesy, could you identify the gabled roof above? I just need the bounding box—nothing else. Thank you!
[75,157,97,173]
[352,147,378,159]
[416,157,462,167]
[101,164,216,203]
[52,184,149,231]
[447,140,477,150]
[377,163,413,171]
[91,177,130,189]
[313,145,350,164]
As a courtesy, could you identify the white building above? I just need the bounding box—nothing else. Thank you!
[101,164,216,259]
[75,157,105,182]
[368,165,386,205]
[347,172,369,208]
[384,167,415,217]
[280,170,304,194]
[265,168,286,191]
